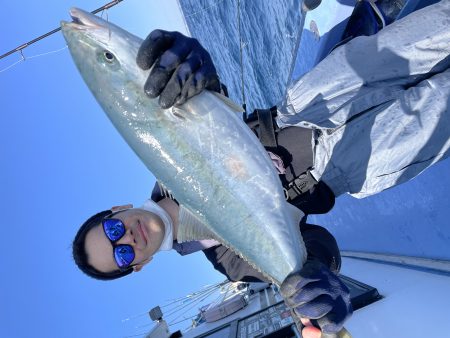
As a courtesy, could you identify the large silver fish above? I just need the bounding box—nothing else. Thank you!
[61,8,306,285]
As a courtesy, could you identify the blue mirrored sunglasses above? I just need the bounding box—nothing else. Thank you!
[102,218,135,271]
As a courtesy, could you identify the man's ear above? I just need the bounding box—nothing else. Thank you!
[111,204,133,212]
[133,257,153,272]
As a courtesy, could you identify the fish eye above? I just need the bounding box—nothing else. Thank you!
[97,49,120,70]
[103,50,115,63]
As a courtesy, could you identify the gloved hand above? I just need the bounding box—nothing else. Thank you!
[136,29,221,108]
[280,260,352,337]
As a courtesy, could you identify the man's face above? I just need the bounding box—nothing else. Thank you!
[84,208,165,273]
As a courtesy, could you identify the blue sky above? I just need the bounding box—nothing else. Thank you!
[0,1,224,337]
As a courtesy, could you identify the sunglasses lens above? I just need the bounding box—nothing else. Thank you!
[114,245,135,269]
[103,219,126,241]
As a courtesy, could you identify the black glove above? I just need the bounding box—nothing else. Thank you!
[280,260,353,335]
[136,29,221,108]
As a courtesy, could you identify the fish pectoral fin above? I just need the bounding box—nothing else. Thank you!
[169,93,243,121]
[211,92,244,114]
[169,106,189,121]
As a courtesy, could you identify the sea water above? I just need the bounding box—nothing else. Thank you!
[179,0,307,112]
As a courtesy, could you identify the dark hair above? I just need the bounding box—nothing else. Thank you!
[72,209,133,281]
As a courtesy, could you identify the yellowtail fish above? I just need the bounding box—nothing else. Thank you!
[61,8,307,285]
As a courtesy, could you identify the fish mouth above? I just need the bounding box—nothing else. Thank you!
[61,7,106,30]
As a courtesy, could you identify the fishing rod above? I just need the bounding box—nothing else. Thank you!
[0,0,124,60]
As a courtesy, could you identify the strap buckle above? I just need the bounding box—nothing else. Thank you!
[285,170,317,201]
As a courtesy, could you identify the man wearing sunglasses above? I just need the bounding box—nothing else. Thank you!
[73,184,351,338]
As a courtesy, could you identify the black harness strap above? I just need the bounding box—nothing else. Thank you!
[255,107,278,148]
[249,106,319,203]
[245,107,335,214]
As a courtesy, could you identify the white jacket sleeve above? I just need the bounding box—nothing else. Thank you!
[277,1,450,129]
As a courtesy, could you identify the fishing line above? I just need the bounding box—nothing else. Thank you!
[0,0,124,61]
[129,285,222,333]
[164,285,221,319]
[216,282,234,305]
[163,280,228,304]
[182,0,227,18]
[133,287,219,326]
[166,284,242,330]
[0,46,69,73]
[121,280,227,323]
[166,313,198,327]
[100,7,113,40]
[161,281,226,311]
[166,282,242,327]
[164,285,224,323]
[25,45,68,59]
[198,287,229,312]
[237,0,247,117]
[0,58,23,73]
